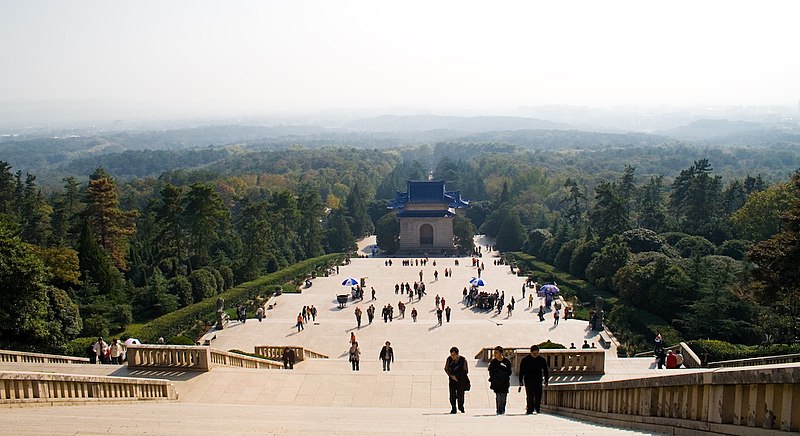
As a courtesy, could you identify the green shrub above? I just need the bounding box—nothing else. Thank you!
[63,336,95,357]
[537,340,566,349]
[124,253,344,343]
[686,339,800,363]
[167,335,196,345]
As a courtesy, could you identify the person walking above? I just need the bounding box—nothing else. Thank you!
[350,332,356,345]
[109,339,124,365]
[311,305,317,321]
[518,345,550,414]
[355,306,363,328]
[367,304,375,324]
[282,347,296,369]
[528,293,534,309]
[445,306,451,323]
[488,346,512,415]
[256,306,264,322]
[538,305,545,322]
[553,308,560,326]
[411,307,418,322]
[379,341,394,371]
[444,346,469,414]
[296,313,304,331]
[372,287,376,300]
[436,307,443,325]
[349,341,361,371]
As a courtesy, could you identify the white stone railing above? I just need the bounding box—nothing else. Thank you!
[475,347,605,375]
[127,345,210,371]
[0,371,177,403]
[127,345,282,371]
[708,353,800,368]
[209,349,283,369]
[543,363,800,433]
[253,346,329,362]
[0,349,90,365]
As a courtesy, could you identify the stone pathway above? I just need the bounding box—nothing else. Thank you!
[0,236,676,434]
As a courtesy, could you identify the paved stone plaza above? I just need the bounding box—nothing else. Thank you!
[0,236,668,434]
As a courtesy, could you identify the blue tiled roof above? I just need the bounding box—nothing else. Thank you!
[397,210,456,218]
[388,180,470,210]
[408,180,446,203]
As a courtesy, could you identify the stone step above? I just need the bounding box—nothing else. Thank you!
[0,401,657,435]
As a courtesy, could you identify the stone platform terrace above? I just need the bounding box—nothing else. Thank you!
[0,236,668,435]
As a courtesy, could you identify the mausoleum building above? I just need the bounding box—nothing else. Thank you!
[389,180,469,253]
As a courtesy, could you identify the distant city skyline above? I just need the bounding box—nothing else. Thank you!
[1,1,799,117]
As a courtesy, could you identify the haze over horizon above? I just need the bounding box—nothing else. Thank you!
[1,1,799,120]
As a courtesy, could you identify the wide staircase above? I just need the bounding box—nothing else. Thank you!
[2,238,798,434]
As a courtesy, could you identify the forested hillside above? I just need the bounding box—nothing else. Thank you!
[1,133,799,354]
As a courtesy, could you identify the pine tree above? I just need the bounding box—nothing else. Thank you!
[325,209,356,253]
[297,185,325,259]
[345,183,373,238]
[590,182,630,239]
[84,168,136,270]
[182,183,228,267]
[51,177,84,247]
[77,220,123,299]
[155,183,185,265]
[375,212,400,254]
[495,209,525,252]
[0,161,15,215]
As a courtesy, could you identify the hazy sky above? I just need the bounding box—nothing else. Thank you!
[1,0,798,115]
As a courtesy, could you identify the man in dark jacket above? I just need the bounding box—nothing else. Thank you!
[518,345,549,414]
[379,341,394,371]
[283,347,296,370]
[488,346,513,415]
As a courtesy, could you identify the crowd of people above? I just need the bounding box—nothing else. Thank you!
[86,335,141,364]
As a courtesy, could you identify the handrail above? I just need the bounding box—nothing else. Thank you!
[253,346,329,362]
[474,347,605,375]
[542,363,800,433]
[127,345,283,371]
[633,342,701,368]
[0,371,177,403]
[0,349,90,365]
[209,349,283,369]
[708,353,800,368]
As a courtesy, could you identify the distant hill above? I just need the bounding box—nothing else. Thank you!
[343,114,570,132]
[662,119,800,146]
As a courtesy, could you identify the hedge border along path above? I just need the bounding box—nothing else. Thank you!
[124,253,345,343]
[507,251,683,351]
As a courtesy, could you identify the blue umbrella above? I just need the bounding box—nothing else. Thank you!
[540,284,560,294]
[342,278,359,286]
[469,277,486,286]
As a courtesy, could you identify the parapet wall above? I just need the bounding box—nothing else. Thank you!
[542,363,800,434]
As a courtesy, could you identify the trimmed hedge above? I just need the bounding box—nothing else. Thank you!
[537,340,566,349]
[686,339,800,363]
[123,254,344,343]
[508,251,683,354]
[508,252,618,313]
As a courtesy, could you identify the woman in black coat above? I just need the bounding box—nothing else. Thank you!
[444,346,469,414]
[488,346,513,414]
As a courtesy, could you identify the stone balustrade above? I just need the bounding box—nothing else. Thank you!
[0,349,90,365]
[209,349,283,369]
[542,363,800,433]
[127,345,211,371]
[474,347,605,375]
[708,353,800,368]
[127,345,282,371]
[253,346,329,362]
[0,371,177,404]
